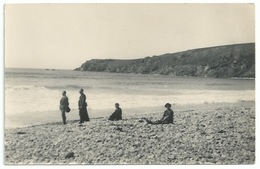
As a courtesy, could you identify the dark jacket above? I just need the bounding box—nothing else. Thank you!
[109,108,122,121]
[161,109,174,124]
[78,93,87,109]
[60,96,69,112]
[78,93,89,122]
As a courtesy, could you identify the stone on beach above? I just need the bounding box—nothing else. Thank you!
[4,103,255,164]
[65,152,75,159]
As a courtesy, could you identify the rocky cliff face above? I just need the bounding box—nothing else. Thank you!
[75,43,255,78]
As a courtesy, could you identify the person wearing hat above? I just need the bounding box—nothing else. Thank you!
[78,89,90,124]
[144,103,174,124]
[108,103,122,121]
[59,91,69,125]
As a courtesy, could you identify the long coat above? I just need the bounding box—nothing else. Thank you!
[78,93,89,122]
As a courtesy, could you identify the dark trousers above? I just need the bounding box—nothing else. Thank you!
[61,111,66,124]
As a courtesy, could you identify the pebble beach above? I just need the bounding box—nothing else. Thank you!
[4,102,255,164]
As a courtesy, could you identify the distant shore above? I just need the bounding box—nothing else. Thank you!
[75,43,255,78]
[5,101,255,164]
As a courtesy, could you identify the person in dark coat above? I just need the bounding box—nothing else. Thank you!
[78,89,90,124]
[108,103,122,121]
[144,103,174,124]
[59,91,69,125]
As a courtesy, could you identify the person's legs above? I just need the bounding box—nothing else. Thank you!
[79,109,83,123]
[153,120,162,124]
[144,118,161,125]
[61,111,66,124]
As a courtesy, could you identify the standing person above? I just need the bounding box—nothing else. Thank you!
[59,91,69,125]
[108,103,122,121]
[144,103,174,124]
[78,89,90,124]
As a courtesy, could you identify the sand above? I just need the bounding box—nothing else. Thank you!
[4,102,255,164]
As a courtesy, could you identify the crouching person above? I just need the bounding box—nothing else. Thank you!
[108,103,122,121]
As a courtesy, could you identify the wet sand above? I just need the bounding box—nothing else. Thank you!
[5,102,255,164]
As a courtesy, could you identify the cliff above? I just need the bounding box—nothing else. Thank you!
[74,43,255,78]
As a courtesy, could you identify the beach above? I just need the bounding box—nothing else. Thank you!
[5,101,255,164]
[5,68,255,129]
[4,4,256,165]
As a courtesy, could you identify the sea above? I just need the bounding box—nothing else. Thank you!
[5,68,255,129]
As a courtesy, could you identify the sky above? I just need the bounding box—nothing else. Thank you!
[4,3,255,69]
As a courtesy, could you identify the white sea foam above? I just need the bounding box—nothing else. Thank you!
[4,68,255,128]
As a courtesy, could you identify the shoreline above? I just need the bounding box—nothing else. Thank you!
[5,101,254,130]
[5,101,255,164]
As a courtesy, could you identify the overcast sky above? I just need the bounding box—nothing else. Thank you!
[5,3,255,69]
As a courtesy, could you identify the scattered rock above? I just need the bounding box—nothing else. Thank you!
[16,131,26,135]
[65,152,75,159]
[5,104,255,164]
[201,131,206,135]
[216,115,223,119]
[218,130,226,134]
[168,155,176,160]
[206,135,213,140]
[115,127,123,132]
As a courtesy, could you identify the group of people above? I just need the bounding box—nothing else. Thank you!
[59,89,89,125]
[59,89,174,125]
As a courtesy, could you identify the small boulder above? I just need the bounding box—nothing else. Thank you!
[115,127,123,132]
[218,130,226,134]
[65,152,75,159]
[16,131,26,135]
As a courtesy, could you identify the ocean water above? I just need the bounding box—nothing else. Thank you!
[5,68,255,128]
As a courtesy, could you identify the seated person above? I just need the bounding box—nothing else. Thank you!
[108,103,122,121]
[144,103,174,124]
